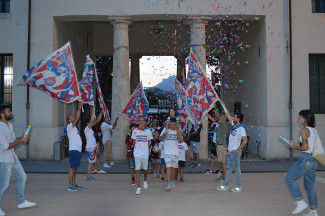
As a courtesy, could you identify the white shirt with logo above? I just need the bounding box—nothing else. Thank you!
[101,122,113,143]
[178,142,188,161]
[84,126,97,151]
[161,129,179,156]
[228,123,246,152]
[131,127,153,158]
[67,123,82,152]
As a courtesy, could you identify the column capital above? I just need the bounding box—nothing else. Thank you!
[109,16,132,26]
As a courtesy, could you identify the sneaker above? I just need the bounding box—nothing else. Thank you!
[192,163,198,168]
[135,187,142,195]
[180,177,184,183]
[189,162,195,166]
[216,177,224,183]
[166,183,172,191]
[153,170,157,175]
[143,181,149,189]
[160,177,165,182]
[97,170,107,174]
[204,169,212,174]
[230,187,242,192]
[90,176,96,180]
[216,185,229,191]
[67,186,80,191]
[175,175,178,181]
[0,208,5,216]
[215,170,221,175]
[91,169,98,174]
[303,210,319,216]
[131,179,136,185]
[86,178,95,182]
[103,163,111,168]
[292,200,308,214]
[73,184,83,189]
[110,161,115,167]
[17,200,36,209]
[157,174,160,178]
[171,181,176,188]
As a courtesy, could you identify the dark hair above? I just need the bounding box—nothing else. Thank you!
[66,114,72,123]
[236,113,244,123]
[169,117,177,123]
[130,123,136,129]
[299,110,315,128]
[0,104,10,120]
[154,129,160,134]
[138,116,146,121]
[168,108,177,115]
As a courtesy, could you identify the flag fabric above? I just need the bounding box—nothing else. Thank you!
[175,79,188,134]
[94,68,110,124]
[122,82,149,124]
[79,55,94,105]
[185,50,219,130]
[19,42,80,103]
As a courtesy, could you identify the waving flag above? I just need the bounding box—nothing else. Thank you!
[19,42,80,103]
[79,55,94,105]
[94,69,110,124]
[175,79,188,134]
[122,82,149,124]
[185,50,219,130]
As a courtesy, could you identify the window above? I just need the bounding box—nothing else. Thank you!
[312,0,325,13]
[309,54,325,114]
[0,54,13,107]
[0,0,10,13]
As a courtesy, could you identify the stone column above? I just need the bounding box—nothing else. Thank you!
[130,54,141,93]
[189,17,210,160]
[109,17,131,160]
[177,57,186,83]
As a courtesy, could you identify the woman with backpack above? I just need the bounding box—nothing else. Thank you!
[285,110,320,216]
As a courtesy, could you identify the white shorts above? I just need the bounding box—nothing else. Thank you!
[165,154,179,168]
[134,157,149,171]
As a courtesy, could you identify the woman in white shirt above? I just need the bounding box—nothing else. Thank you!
[285,110,319,216]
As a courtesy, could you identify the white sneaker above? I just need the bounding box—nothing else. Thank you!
[91,169,98,174]
[135,187,142,195]
[97,170,107,174]
[166,183,172,191]
[171,181,176,188]
[216,185,229,191]
[0,208,5,216]
[304,210,319,216]
[230,187,242,192]
[110,161,115,166]
[103,163,111,168]
[17,200,36,209]
[143,181,149,189]
[292,200,308,214]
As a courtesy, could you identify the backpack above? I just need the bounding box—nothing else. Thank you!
[311,129,325,166]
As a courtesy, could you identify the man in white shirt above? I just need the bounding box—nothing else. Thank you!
[100,116,119,168]
[131,116,153,195]
[217,100,247,192]
[66,101,83,191]
[0,104,36,216]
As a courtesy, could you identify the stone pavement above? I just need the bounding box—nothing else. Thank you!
[2,172,325,216]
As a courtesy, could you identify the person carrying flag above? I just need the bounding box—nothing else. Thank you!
[216,100,247,192]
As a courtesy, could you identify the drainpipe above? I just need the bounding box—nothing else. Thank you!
[289,0,293,160]
[26,0,31,161]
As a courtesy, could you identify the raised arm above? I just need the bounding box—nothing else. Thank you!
[219,100,233,123]
[72,101,83,128]
[207,114,216,123]
[112,117,119,129]
[93,109,104,126]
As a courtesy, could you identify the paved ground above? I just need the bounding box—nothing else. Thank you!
[2,172,325,216]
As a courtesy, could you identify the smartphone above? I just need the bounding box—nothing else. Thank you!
[24,125,32,138]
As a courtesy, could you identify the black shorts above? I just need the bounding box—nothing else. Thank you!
[178,160,186,167]
[211,144,217,157]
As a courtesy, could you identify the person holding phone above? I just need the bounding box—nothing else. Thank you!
[0,104,36,216]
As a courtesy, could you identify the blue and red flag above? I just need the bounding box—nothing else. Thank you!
[175,79,188,134]
[79,55,94,105]
[19,42,80,103]
[94,68,110,124]
[122,82,149,124]
[185,50,219,130]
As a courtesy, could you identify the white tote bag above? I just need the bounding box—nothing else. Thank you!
[311,129,325,166]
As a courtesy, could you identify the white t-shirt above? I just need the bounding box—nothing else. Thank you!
[159,141,165,158]
[67,123,82,152]
[131,127,153,158]
[161,129,179,156]
[178,142,188,161]
[228,123,246,152]
[300,127,316,153]
[101,122,113,143]
[84,126,97,150]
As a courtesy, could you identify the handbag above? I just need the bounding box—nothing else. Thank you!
[311,128,325,166]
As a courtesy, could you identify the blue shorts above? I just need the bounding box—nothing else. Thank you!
[127,157,135,169]
[69,150,81,169]
[161,158,165,165]
[190,141,200,153]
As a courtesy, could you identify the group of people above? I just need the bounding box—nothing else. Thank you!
[0,100,321,216]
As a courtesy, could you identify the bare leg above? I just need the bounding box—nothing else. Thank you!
[166,167,172,183]
[136,170,141,187]
[157,163,160,176]
[209,156,216,171]
[171,168,176,181]
[197,152,200,164]
[130,168,135,178]
[96,155,102,170]
[72,169,77,185]
[68,168,74,186]
[144,170,148,181]
[221,162,226,179]
[180,167,184,178]
[161,164,166,178]
[87,163,92,179]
